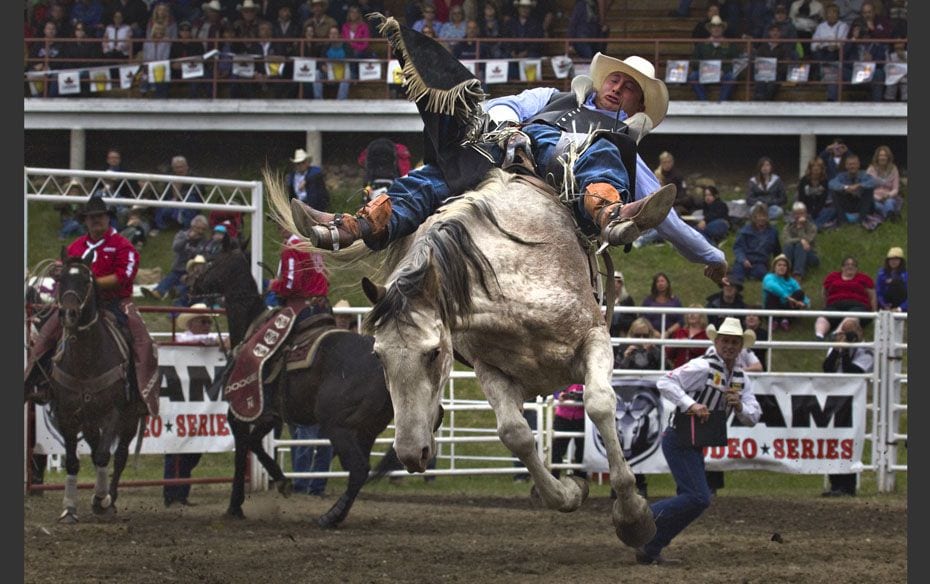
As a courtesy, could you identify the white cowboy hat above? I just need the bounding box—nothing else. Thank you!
[514,0,537,7]
[886,246,905,259]
[177,303,218,330]
[290,148,311,163]
[333,299,351,309]
[589,53,669,128]
[706,14,727,32]
[237,0,259,12]
[202,0,222,12]
[185,254,207,274]
[706,317,755,348]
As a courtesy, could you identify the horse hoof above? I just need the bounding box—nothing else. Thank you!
[614,505,657,549]
[277,478,294,498]
[92,494,114,516]
[317,514,342,529]
[225,508,246,520]
[567,475,590,504]
[58,509,78,524]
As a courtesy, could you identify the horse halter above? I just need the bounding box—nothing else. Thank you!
[58,262,98,331]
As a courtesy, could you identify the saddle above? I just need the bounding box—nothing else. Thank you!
[223,309,343,422]
[50,311,132,401]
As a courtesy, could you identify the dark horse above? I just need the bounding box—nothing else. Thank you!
[187,240,399,527]
[46,256,147,522]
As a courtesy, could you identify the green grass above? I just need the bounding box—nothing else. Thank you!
[28,180,908,495]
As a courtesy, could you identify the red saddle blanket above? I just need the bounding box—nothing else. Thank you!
[224,308,297,422]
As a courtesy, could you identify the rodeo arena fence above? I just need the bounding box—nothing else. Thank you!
[24,169,907,495]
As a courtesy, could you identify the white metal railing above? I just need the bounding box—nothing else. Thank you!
[269,306,906,493]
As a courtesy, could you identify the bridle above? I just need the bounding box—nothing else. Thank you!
[58,262,98,332]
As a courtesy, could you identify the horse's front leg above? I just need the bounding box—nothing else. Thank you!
[59,432,80,523]
[226,415,250,519]
[109,410,144,510]
[475,362,587,513]
[580,327,655,548]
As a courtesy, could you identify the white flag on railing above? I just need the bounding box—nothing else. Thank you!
[147,60,171,84]
[884,62,907,85]
[119,64,140,89]
[386,59,403,85]
[485,59,509,84]
[231,55,255,78]
[181,60,205,79]
[518,58,541,82]
[665,60,689,84]
[459,60,477,76]
[550,55,573,79]
[88,67,112,92]
[786,63,810,83]
[753,57,777,82]
[292,58,317,82]
[358,60,382,81]
[57,70,82,95]
[851,61,875,84]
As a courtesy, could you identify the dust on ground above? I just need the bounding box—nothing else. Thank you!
[24,483,906,584]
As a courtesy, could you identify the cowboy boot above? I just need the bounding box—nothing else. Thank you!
[291,194,393,252]
[583,182,677,246]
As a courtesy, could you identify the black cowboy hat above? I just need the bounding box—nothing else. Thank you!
[76,195,116,220]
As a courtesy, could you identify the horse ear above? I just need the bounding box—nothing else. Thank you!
[60,246,68,262]
[361,277,385,304]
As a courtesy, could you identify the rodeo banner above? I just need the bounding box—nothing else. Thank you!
[583,375,868,475]
[34,345,233,455]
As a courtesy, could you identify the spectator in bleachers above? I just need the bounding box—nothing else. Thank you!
[143,214,210,301]
[140,23,172,98]
[743,311,769,368]
[549,384,586,480]
[152,155,205,233]
[641,272,684,336]
[170,20,209,98]
[439,3,467,50]
[780,201,819,280]
[796,156,836,229]
[478,1,508,59]
[887,0,907,38]
[821,255,876,331]
[102,9,133,59]
[430,0,463,24]
[765,3,798,41]
[506,0,545,79]
[695,185,731,246]
[421,23,438,38]
[842,19,886,102]
[608,271,637,339]
[655,151,691,217]
[614,316,661,371]
[29,21,65,96]
[413,2,443,33]
[56,180,87,240]
[65,21,104,70]
[811,4,848,102]
[119,205,151,249]
[254,19,295,98]
[788,0,824,41]
[855,1,892,37]
[196,1,225,49]
[342,4,373,59]
[272,2,300,53]
[835,0,866,25]
[233,0,261,40]
[746,156,787,220]
[46,1,73,39]
[882,40,906,102]
[691,3,722,40]
[285,147,330,210]
[705,271,746,328]
[818,137,851,181]
[326,0,350,25]
[106,0,149,40]
[752,21,801,101]
[828,152,880,228]
[762,254,809,330]
[147,1,178,39]
[567,0,608,60]
[867,145,902,221]
[251,0,279,22]
[71,0,106,37]
[316,24,352,99]
[452,18,486,62]
[666,305,709,369]
[876,246,907,312]
[688,15,741,102]
[304,0,337,52]
[732,202,781,282]
[742,0,773,39]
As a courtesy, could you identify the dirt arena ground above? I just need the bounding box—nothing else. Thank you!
[24,483,906,584]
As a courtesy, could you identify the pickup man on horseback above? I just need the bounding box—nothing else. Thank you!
[289,15,727,284]
[25,195,160,416]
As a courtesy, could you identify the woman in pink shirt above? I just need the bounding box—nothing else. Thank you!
[822,255,876,329]
[550,384,586,480]
[341,5,371,58]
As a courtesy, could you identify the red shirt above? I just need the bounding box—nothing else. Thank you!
[269,235,329,298]
[66,227,139,302]
[666,327,710,369]
[823,271,874,307]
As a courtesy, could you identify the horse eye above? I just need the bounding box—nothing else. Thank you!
[426,348,441,364]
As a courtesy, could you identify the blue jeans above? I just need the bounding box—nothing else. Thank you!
[154,268,185,297]
[688,70,735,101]
[290,424,333,495]
[814,206,838,229]
[783,241,819,277]
[163,453,203,504]
[154,206,199,230]
[697,218,730,244]
[642,430,711,559]
[730,260,769,282]
[384,123,631,244]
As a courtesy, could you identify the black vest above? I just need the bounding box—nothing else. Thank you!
[530,91,639,201]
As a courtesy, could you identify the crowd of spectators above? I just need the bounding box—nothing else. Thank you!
[24,0,907,102]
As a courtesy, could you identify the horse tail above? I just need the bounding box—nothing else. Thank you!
[367,445,403,484]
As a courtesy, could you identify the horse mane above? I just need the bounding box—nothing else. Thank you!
[367,171,537,332]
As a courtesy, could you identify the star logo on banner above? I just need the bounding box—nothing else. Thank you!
[165,420,174,433]
[760,443,770,455]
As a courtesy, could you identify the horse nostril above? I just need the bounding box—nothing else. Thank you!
[420,446,430,463]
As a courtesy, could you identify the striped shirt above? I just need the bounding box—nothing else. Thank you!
[657,348,761,427]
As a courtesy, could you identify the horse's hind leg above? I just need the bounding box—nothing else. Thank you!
[316,427,373,528]
[579,327,655,548]
[475,363,587,513]
[247,418,290,494]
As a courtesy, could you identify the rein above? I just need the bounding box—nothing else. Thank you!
[59,266,98,332]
